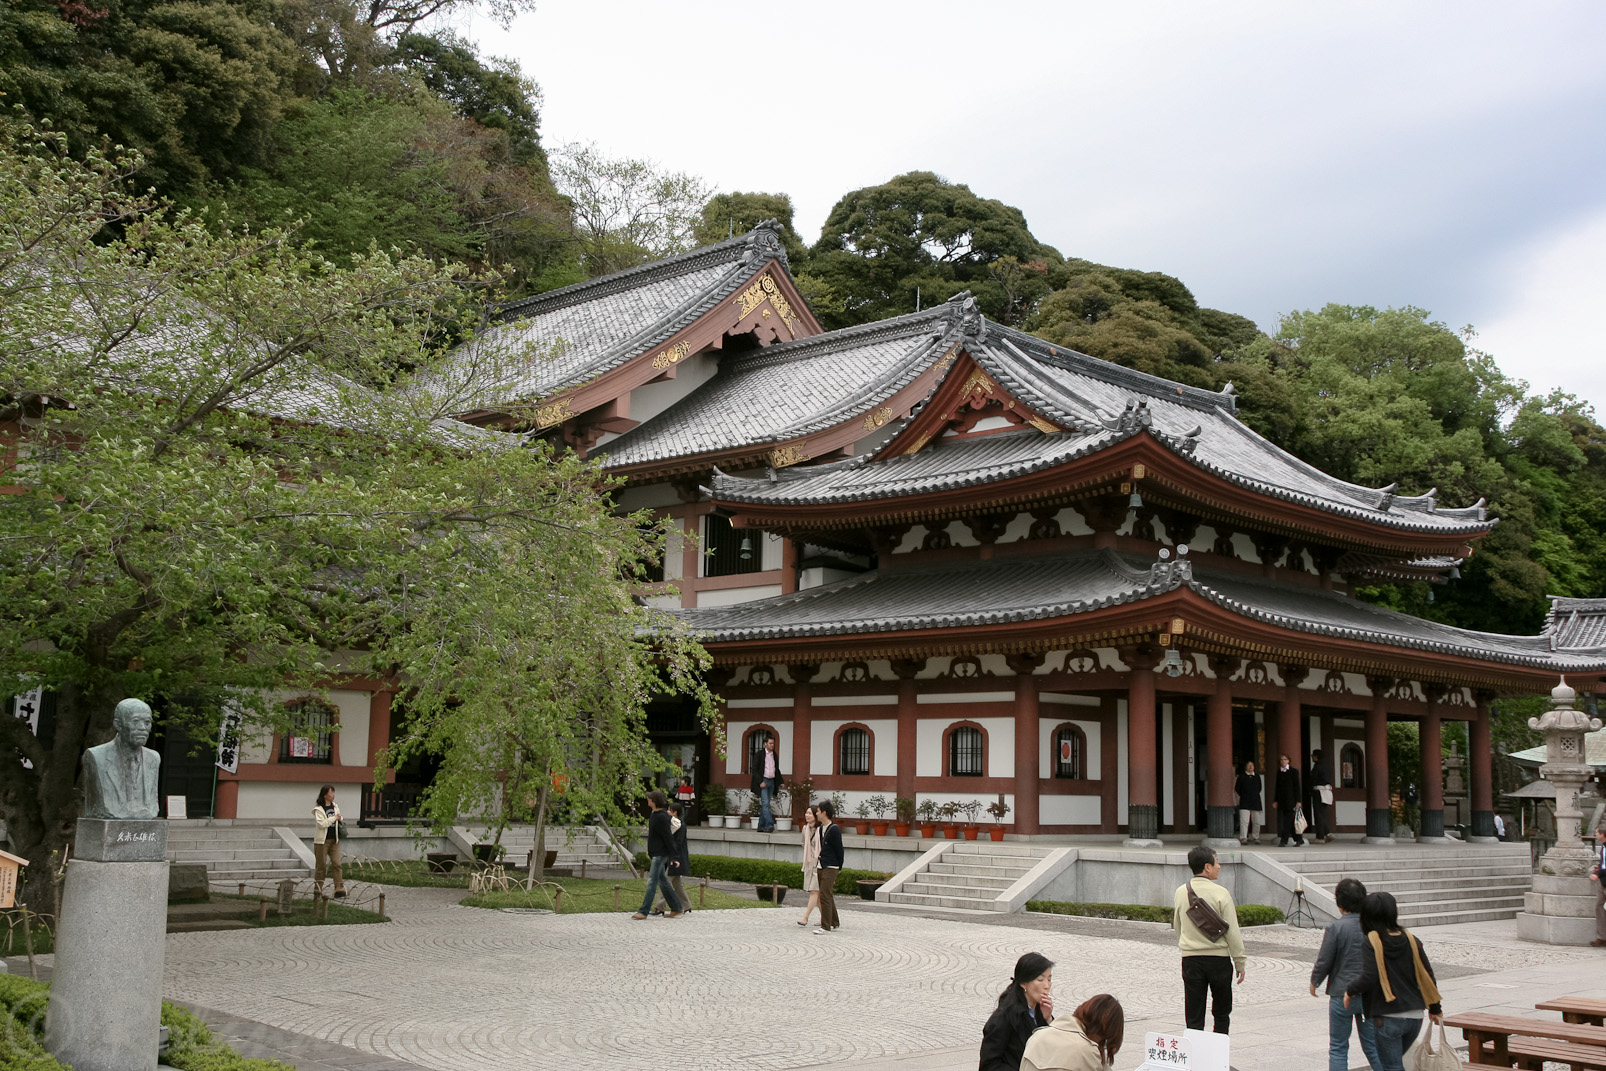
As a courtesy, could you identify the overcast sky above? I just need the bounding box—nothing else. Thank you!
[467,1,1606,409]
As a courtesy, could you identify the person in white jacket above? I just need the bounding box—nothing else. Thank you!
[313,784,346,898]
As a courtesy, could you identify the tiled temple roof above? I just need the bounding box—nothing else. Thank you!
[1546,597,1606,650]
[598,306,955,468]
[438,224,792,406]
[677,550,1606,672]
[704,311,1493,536]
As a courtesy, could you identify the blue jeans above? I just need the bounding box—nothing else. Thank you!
[1329,995,1381,1071]
[638,855,680,915]
[759,777,776,831]
[1371,1014,1422,1071]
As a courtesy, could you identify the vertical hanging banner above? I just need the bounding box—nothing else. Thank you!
[12,687,42,769]
[216,708,242,773]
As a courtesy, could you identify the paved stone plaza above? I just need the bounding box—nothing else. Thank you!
[125,881,1605,1071]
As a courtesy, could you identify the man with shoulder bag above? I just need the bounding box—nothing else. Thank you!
[1172,846,1246,1034]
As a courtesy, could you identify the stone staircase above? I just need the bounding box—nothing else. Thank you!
[1279,843,1532,927]
[454,825,628,871]
[882,841,1061,911]
[165,825,311,885]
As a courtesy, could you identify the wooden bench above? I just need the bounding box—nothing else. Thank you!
[1445,1011,1606,1068]
[1538,998,1606,1027]
[1474,1036,1606,1071]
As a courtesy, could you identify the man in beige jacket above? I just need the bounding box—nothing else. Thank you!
[1172,845,1246,1034]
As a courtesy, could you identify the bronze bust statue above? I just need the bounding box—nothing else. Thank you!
[81,698,161,821]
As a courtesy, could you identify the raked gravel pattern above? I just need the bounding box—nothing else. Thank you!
[162,884,1324,1071]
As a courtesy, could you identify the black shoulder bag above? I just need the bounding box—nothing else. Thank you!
[1186,881,1231,941]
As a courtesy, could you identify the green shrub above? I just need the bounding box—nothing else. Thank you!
[636,852,889,895]
[1026,900,1285,927]
[163,1001,291,1069]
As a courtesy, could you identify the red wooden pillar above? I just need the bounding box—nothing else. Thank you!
[1420,685,1445,838]
[1007,654,1046,836]
[789,664,816,786]
[367,688,395,770]
[1277,665,1308,837]
[1470,689,1497,840]
[214,778,239,819]
[1207,656,1240,842]
[892,659,923,809]
[1364,676,1394,841]
[1124,645,1162,843]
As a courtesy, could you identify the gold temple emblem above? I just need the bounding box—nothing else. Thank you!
[958,367,997,399]
[902,431,934,456]
[534,397,573,429]
[651,341,692,370]
[863,406,894,431]
[769,442,811,468]
[1026,415,1060,434]
[734,273,802,335]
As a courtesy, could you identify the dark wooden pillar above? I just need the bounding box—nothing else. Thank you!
[892,659,923,808]
[1124,645,1163,842]
[1277,664,1309,795]
[1420,684,1446,838]
[789,664,817,785]
[1470,689,1497,840]
[1007,653,1046,835]
[1364,676,1394,841]
[1207,655,1241,842]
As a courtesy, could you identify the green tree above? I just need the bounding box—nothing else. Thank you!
[806,171,1059,328]
[552,141,714,277]
[693,191,806,260]
[0,120,708,909]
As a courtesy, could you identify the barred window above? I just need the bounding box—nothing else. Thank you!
[1053,726,1085,779]
[745,728,773,774]
[1340,743,1364,789]
[279,698,335,764]
[839,728,870,776]
[949,726,984,777]
[704,514,762,577]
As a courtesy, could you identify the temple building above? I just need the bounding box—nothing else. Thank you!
[205,223,1606,837]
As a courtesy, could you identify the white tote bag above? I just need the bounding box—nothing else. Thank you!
[1410,1020,1459,1071]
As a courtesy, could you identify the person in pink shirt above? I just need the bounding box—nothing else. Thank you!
[750,736,783,833]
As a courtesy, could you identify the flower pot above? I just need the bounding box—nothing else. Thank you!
[962,824,980,841]
[472,843,502,865]
[871,821,889,836]
[704,817,719,827]
[919,823,937,837]
[723,815,742,828]
[988,827,1006,842]
[894,823,912,837]
[943,823,960,839]
[748,817,763,830]
[856,879,885,901]
[755,884,788,904]
[776,818,793,832]
[853,821,871,835]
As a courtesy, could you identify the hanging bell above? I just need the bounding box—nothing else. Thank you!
[1128,490,1143,510]
[739,535,753,561]
[1449,565,1461,579]
[1161,648,1185,678]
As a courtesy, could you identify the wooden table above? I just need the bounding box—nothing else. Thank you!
[1444,1011,1606,1067]
[1538,998,1606,1027]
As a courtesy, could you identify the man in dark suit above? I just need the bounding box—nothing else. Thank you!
[1274,753,1305,846]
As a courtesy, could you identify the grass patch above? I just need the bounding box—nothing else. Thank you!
[1027,901,1286,926]
[0,911,55,956]
[460,875,767,913]
[0,975,285,1070]
[632,852,889,896]
[212,892,388,927]
[343,858,472,888]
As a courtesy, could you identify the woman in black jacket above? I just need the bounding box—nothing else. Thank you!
[1344,892,1443,1071]
[979,952,1054,1071]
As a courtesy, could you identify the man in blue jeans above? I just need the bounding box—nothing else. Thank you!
[630,790,682,919]
[751,737,782,833]
[1311,877,1381,1071]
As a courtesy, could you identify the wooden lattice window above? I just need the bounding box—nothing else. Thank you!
[949,725,984,777]
[279,698,335,764]
[1053,724,1086,779]
[1340,743,1364,789]
[704,514,762,577]
[838,727,870,776]
[744,726,775,775]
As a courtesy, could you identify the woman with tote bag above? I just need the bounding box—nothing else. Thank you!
[1343,892,1450,1071]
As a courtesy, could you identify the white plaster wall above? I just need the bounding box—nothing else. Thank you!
[614,483,683,511]
[239,782,363,822]
[760,531,783,570]
[807,718,899,776]
[1060,507,1093,536]
[985,718,1015,778]
[1162,703,1175,826]
[917,791,1014,820]
[799,566,860,589]
[239,729,273,766]
[697,584,783,607]
[623,351,719,425]
[644,595,680,610]
[663,529,683,581]
[912,715,1013,777]
[999,511,1034,543]
[723,719,793,776]
[1038,715,1101,779]
[915,720,943,777]
[1042,795,1101,826]
[813,695,897,708]
[1230,532,1260,562]
[1336,800,1367,827]
[328,689,371,767]
[1117,701,1129,815]
[916,691,1013,705]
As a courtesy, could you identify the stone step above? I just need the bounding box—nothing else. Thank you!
[947,842,1054,858]
[1398,903,1526,927]
[205,869,313,882]
[1294,865,1531,885]
[167,920,254,933]
[166,837,289,850]
[913,871,1017,890]
[1386,883,1530,905]
[933,852,1047,870]
[886,891,1005,911]
[168,849,301,863]
[901,879,1007,901]
[928,862,1036,881]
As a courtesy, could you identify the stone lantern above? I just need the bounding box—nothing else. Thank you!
[1516,678,1603,945]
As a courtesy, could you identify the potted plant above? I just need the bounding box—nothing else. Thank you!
[893,796,915,837]
[747,790,764,830]
[961,799,983,840]
[868,794,890,836]
[788,778,813,825]
[916,799,939,838]
[725,789,748,828]
[773,787,793,832]
[701,783,727,828]
[940,800,962,838]
[755,884,789,904]
[472,842,506,866]
[855,873,888,900]
[986,794,1010,841]
[852,800,872,835]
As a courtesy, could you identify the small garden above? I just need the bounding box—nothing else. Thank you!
[460,875,765,912]
[0,975,287,1070]
[698,784,1017,841]
[633,851,891,897]
[1027,900,1286,926]
[343,858,473,889]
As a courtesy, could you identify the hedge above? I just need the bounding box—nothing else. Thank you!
[0,976,287,1070]
[634,852,890,896]
[1026,901,1286,927]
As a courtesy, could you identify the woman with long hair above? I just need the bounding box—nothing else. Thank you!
[1344,891,1443,1071]
[979,952,1054,1071]
[1021,993,1125,1071]
[312,784,345,898]
[797,804,821,926]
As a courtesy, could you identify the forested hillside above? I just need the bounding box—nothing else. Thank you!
[4,0,1601,643]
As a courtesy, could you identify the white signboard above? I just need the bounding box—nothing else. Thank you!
[1137,1030,1229,1071]
[12,687,41,770]
[166,795,187,820]
[216,707,242,773]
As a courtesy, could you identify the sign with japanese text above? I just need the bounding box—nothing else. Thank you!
[0,850,28,909]
[1137,1031,1229,1071]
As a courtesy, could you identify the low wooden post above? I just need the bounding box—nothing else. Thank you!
[553,889,563,914]
[612,884,620,910]
[237,883,245,897]
[377,893,386,919]
[580,858,587,879]
[258,899,269,922]
[20,908,36,980]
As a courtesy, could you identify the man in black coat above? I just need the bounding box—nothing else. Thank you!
[631,790,683,919]
[813,800,844,934]
[1274,753,1305,846]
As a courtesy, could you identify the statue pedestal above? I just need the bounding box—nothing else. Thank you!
[44,820,169,1071]
[1516,851,1600,946]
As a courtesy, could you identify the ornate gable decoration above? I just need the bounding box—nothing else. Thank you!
[875,352,1063,460]
[733,273,803,338]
